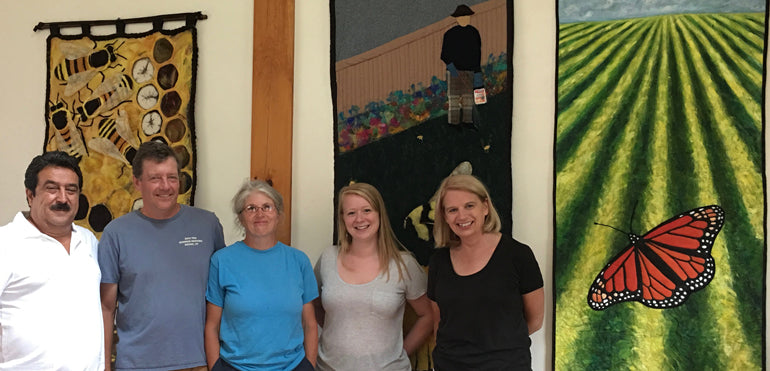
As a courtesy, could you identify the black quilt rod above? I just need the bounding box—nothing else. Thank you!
[33,11,207,32]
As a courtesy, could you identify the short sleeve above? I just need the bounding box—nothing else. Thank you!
[299,252,319,304]
[402,253,427,300]
[0,242,9,292]
[211,216,226,251]
[82,228,101,281]
[512,240,544,294]
[314,247,327,289]
[205,253,224,307]
[97,228,120,284]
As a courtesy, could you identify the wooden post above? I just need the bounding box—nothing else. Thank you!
[252,0,295,244]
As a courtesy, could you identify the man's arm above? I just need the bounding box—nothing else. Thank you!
[100,283,118,371]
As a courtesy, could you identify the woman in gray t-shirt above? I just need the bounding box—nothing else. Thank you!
[313,183,433,371]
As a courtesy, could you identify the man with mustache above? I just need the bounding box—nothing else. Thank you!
[0,151,103,370]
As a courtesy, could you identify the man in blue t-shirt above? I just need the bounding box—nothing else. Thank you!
[99,141,225,371]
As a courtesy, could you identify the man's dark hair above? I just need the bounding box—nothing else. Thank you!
[132,141,180,178]
[24,151,83,194]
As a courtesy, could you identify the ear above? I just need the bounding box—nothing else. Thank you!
[132,175,141,191]
[25,188,34,207]
[482,199,490,217]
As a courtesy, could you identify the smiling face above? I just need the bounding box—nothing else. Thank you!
[26,166,80,234]
[239,191,280,240]
[341,194,380,244]
[133,156,180,219]
[441,189,489,241]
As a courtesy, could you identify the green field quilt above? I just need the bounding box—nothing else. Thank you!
[554,1,767,370]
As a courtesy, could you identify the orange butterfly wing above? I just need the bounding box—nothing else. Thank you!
[588,205,724,310]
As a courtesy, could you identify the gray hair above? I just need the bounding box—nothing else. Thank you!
[231,179,284,229]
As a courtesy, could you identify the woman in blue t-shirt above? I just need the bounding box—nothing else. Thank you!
[204,180,318,371]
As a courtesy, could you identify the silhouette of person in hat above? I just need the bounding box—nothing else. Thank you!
[441,4,482,126]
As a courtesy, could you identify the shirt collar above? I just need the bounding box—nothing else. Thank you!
[13,211,80,246]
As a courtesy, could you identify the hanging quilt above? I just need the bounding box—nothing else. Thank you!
[332,1,512,369]
[39,14,201,236]
[554,1,767,369]
[333,0,513,263]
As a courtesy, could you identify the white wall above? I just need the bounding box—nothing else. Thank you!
[0,0,253,245]
[0,1,766,370]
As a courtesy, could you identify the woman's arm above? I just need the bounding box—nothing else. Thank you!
[522,287,544,334]
[430,299,440,341]
[403,294,434,355]
[311,297,325,328]
[301,302,319,366]
[204,302,223,370]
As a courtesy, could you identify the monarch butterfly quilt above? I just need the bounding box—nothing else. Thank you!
[554,1,767,370]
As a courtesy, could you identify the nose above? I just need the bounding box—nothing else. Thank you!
[159,177,171,188]
[55,187,69,201]
[158,176,177,190]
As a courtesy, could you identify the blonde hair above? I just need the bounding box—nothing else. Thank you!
[337,182,410,281]
[433,174,501,248]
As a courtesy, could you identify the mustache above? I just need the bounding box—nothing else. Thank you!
[50,203,71,211]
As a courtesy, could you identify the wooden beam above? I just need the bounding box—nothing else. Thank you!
[251,0,295,244]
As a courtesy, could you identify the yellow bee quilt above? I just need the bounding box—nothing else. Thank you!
[42,17,199,236]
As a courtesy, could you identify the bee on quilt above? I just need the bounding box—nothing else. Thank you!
[53,40,126,97]
[48,99,88,161]
[76,73,134,123]
[88,109,140,165]
[403,161,473,241]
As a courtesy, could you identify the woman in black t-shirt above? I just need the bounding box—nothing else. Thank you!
[427,174,544,370]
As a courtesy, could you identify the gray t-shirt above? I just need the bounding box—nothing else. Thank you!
[314,245,427,371]
[98,205,225,371]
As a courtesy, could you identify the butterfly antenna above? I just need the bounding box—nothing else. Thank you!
[593,222,628,236]
[629,200,639,233]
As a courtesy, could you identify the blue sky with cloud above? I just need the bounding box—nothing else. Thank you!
[559,0,766,23]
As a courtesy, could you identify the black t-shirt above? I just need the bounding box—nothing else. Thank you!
[427,234,543,371]
[440,25,482,72]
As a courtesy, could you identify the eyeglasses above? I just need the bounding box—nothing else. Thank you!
[241,204,276,214]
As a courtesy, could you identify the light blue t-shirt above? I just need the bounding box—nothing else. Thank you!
[99,205,225,371]
[207,241,318,371]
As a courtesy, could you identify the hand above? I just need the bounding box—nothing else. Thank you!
[473,72,483,88]
[447,63,459,77]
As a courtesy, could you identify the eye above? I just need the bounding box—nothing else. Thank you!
[65,186,79,194]
[363,208,372,213]
[167,175,179,183]
[263,204,273,212]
